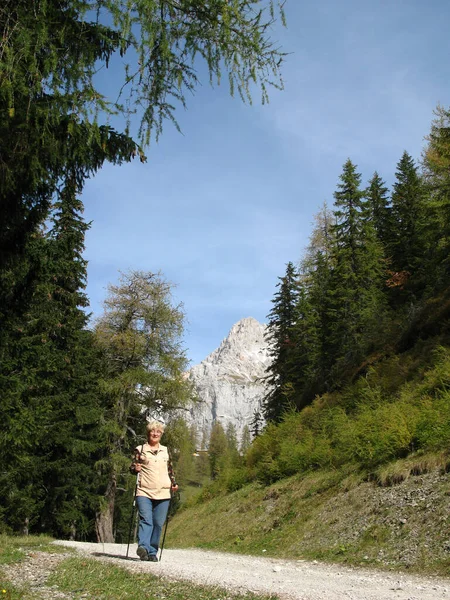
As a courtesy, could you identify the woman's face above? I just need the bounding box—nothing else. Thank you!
[149,428,163,443]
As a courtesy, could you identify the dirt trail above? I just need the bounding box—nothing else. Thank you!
[53,541,450,600]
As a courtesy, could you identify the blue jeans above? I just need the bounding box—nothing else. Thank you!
[136,496,170,556]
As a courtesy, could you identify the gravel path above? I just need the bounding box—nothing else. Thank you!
[53,541,450,600]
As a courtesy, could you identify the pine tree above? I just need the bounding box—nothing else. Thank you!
[225,423,240,467]
[289,280,320,408]
[250,409,264,438]
[195,427,211,482]
[388,151,426,294]
[326,160,387,378]
[366,172,391,249]
[239,425,252,455]
[0,121,138,525]
[0,175,104,537]
[298,204,335,394]
[422,105,450,288]
[263,262,299,422]
[163,417,196,488]
[208,422,228,480]
[37,176,104,538]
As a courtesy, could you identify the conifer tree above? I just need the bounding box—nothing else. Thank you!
[366,172,391,249]
[250,408,264,438]
[326,160,387,377]
[289,281,320,407]
[195,427,212,482]
[240,425,252,455]
[263,262,299,422]
[0,175,103,537]
[225,423,240,467]
[422,105,450,287]
[37,176,105,538]
[208,422,228,480]
[326,160,365,372]
[388,151,426,292]
[163,417,196,488]
[298,204,335,394]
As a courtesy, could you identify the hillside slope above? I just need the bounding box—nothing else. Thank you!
[167,463,450,576]
[167,306,450,577]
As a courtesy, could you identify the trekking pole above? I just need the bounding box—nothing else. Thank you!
[159,487,175,562]
[126,472,139,559]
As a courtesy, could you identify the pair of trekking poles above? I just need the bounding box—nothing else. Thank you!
[125,471,174,562]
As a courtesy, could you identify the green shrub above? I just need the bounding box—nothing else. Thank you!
[254,459,283,485]
[245,423,280,469]
[224,467,250,492]
[413,393,450,450]
[277,429,332,475]
[334,402,417,469]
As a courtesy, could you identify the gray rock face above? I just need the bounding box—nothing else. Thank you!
[185,317,271,445]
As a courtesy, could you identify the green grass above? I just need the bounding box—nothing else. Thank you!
[0,536,278,600]
[0,581,34,600]
[0,534,70,566]
[48,556,279,600]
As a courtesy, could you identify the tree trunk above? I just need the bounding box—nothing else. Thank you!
[95,474,116,543]
[22,517,29,536]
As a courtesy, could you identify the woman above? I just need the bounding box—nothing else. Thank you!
[130,420,178,562]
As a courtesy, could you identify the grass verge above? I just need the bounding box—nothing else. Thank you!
[48,556,279,600]
[0,534,71,565]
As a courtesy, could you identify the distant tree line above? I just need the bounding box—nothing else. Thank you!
[264,106,450,423]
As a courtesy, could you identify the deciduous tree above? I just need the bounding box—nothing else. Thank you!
[93,270,193,541]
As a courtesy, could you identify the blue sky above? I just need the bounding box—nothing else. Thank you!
[82,0,450,367]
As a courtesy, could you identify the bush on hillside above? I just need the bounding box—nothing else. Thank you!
[206,344,450,493]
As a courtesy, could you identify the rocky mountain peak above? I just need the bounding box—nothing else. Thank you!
[186,317,271,444]
[200,316,270,381]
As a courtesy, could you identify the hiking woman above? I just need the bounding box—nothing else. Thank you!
[130,420,178,562]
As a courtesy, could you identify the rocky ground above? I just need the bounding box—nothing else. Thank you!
[2,550,73,599]
[4,541,450,600]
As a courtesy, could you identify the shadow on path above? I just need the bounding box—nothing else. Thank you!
[92,552,140,562]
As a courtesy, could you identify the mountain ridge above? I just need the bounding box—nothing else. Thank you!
[185,316,272,441]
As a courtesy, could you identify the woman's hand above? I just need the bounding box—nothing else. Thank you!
[171,484,179,492]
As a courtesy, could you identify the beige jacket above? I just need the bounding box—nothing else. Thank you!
[133,443,173,500]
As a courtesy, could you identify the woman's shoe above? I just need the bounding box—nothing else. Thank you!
[137,546,149,561]
[148,554,158,562]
